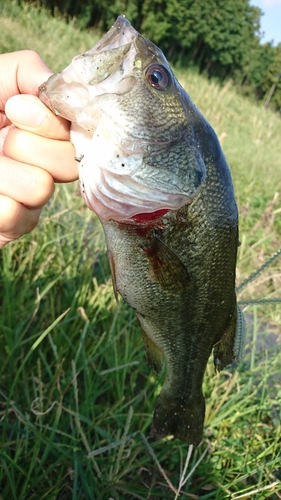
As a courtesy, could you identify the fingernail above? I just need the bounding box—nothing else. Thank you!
[5,94,47,128]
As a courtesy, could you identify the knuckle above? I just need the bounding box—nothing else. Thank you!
[0,195,41,241]
[21,50,42,65]
[34,170,55,206]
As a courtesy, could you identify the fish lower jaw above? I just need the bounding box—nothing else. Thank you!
[79,156,189,223]
[79,153,187,222]
[81,182,171,223]
[71,122,189,222]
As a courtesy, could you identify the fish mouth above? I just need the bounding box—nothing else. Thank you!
[38,16,139,118]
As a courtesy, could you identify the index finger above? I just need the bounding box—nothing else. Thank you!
[0,50,51,107]
[0,50,52,129]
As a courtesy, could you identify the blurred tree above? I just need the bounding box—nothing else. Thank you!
[263,44,281,111]
[140,0,262,80]
[239,42,275,98]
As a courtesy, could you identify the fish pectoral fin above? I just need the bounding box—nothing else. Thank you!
[140,324,163,374]
[144,233,190,293]
[213,302,245,371]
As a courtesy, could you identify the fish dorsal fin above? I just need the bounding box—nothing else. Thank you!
[143,232,190,293]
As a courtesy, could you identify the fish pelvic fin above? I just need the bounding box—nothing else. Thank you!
[150,393,205,446]
[213,303,245,371]
[108,249,119,302]
[140,323,163,374]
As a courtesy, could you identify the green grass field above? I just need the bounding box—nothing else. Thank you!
[0,2,281,499]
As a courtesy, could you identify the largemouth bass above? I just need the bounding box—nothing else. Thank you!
[39,16,242,445]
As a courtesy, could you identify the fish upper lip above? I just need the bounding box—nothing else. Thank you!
[87,16,138,54]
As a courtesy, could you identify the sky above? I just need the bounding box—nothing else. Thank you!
[250,0,281,45]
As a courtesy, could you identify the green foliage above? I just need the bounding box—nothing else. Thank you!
[1,194,281,498]
[19,0,262,78]
[141,0,262,80]
[239,42,275,97]
[0,0,99,71]
[1,189,281,498]
[263,44,281,111]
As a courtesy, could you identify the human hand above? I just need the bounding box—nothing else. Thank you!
[0,50,78,248]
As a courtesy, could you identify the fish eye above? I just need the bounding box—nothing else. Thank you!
[145,64,170,90]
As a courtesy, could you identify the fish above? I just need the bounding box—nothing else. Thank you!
[39,15,243,445]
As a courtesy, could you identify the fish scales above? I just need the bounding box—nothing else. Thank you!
[39,16,240,444]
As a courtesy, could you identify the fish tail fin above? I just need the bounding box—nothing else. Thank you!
[150,392,205,445]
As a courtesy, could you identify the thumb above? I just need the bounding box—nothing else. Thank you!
[5,94,70,140]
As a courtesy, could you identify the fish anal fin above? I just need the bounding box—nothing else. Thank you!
[213,303,245,371]
[140,323,163,374]
[213,304,237,371]
[144,233,190,293]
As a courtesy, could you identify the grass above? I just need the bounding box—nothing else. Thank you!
[0,2,281,499]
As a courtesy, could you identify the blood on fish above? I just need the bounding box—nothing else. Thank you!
[132,209,169,222]
[143,246,164,272]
